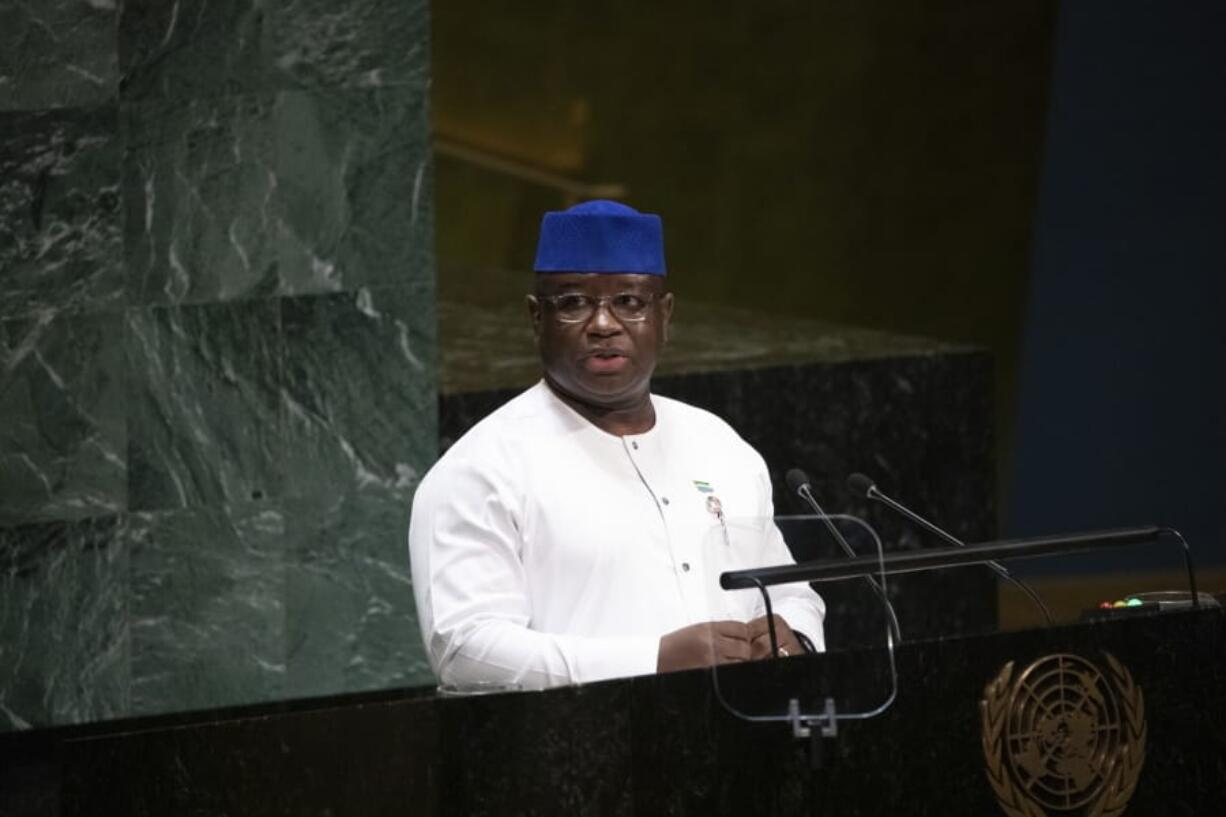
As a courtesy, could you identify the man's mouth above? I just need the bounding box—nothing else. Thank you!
[584,350,630,372]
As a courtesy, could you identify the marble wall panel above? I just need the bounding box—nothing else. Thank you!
[122,89,431,305]
[0,311,126,526]
[0,0,119,112]
[270,0,430,91]
[119,0,267,103]
[0,0,436,732]
[280,285,436,504]
[119,0,430,102]
[122,94,279,305]
[279,284,435,694]
[127,504,285,716]
[0,106,123,320]
[126,299,284,511]
[0,516,127,730]
[285,490,430,699]
[276,89,433,296]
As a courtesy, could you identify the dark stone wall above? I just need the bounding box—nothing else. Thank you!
[440,303,998,649]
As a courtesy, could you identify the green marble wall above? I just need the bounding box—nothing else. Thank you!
[0,0,436,730]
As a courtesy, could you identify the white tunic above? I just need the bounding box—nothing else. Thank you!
[408,381,826,689]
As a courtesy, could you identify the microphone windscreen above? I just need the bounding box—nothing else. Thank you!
[847,472,875,498]
[785,468,811,495]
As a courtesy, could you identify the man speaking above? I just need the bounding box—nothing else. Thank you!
[408,200,825,689]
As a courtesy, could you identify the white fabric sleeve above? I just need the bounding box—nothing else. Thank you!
[408,458,660,690]
[749,464,827,650]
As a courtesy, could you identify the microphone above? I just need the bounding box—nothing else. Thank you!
[847,473,1055,626]
[786,468,902,642]
[785,467,812,498]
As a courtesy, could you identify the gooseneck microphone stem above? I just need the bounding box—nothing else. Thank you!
[788,470,903,643]
[853,475,1055,627]
[866,487,956,547]
[748,575,779,658]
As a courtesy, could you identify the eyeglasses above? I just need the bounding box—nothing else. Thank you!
[536,292,661,324]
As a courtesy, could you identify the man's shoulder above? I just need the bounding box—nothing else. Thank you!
[653,393,765,462]
[455,382,551,439]
[654,393,744,438]
[421,383,553,483]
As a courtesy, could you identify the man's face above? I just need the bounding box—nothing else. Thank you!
[528,273,674,412]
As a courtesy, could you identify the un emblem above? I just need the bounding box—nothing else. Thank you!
[980,653,1146,817]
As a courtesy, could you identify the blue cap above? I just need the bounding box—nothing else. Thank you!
[533,200,666,275]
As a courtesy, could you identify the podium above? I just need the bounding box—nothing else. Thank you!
[3,606,1222,816]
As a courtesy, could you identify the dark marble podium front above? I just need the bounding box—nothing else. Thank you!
[4,609,1222,816]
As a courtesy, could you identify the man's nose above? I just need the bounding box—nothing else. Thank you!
[586,299,623,333]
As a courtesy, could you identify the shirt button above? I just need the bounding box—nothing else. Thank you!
[661,497,669,505]
[631,441,638,450]
[681,562,691,572]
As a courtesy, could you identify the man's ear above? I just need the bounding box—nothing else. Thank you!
[659,291,675,344]
[527,293,543,341]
